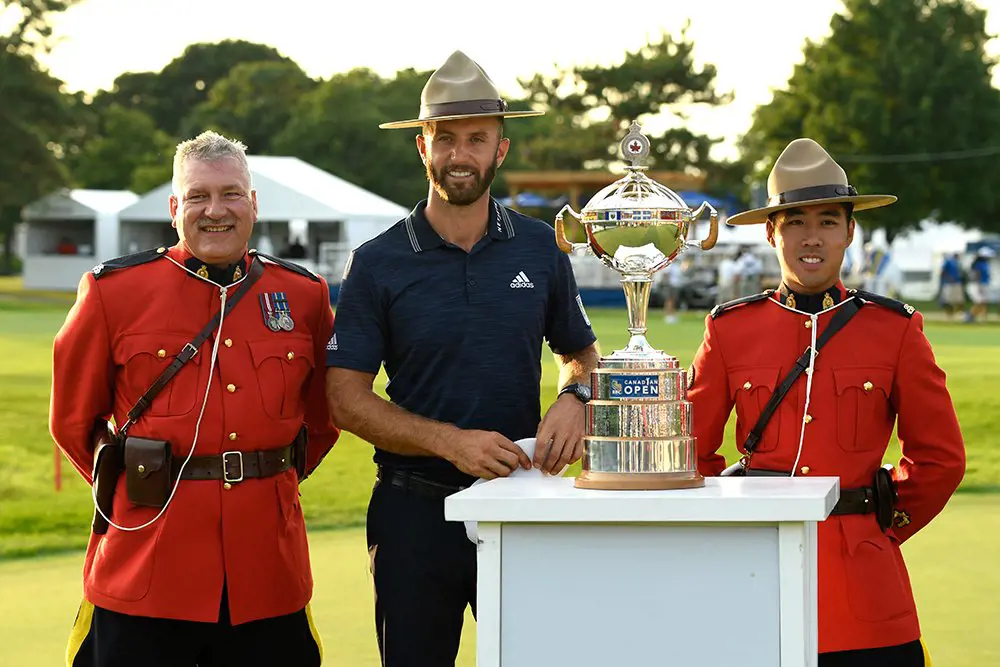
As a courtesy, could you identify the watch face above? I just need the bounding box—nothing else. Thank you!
[563,383,590,402]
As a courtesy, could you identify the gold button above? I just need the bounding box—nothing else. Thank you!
[156,247,166,254]
[800,466,811,475]
[226,384,236,393]
[863,381,873,392]
[805,415,813,424]
[287,351,295,361]
[156,349,166,358]
[742,381,752,391]
[137,464,145,473]
[804,320,812,329]
[224,338,233,348]
[223,482,232,490]
[229,432,237,440]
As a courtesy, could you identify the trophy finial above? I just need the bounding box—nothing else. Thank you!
[620,121,651,168]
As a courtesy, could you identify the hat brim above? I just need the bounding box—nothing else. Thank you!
[379,109,544,130]
[725,194,898,225]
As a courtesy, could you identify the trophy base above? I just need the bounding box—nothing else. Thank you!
[574,470,705,491]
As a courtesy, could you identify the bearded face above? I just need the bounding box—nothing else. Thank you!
[419,117,508,207]
[425,153,499,206]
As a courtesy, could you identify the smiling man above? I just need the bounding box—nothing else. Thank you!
[686,139,965,666]
[52,131,338,667]
[325,51,600,666]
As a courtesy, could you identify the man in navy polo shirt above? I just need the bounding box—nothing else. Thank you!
[326,51,600,666]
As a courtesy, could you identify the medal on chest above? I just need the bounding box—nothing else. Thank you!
[259,292,294,332]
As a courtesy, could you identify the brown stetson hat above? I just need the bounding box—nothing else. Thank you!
[726,138,897,225]
[378,50,543,130]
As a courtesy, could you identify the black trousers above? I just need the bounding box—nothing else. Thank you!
[820,639,926,666]
[367,479,477,667]
[68,584,321,667]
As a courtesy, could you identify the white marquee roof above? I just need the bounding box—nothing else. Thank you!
[23,189,139,221]
[117,155,408,223]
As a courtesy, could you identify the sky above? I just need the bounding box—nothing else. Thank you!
[15,0,1000,159]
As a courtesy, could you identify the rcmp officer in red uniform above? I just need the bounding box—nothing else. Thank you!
[688,138,966,666]
[50,131,338,666]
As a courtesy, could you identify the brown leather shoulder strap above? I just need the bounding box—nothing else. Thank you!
[119,259,265,435]
[742,298,862,457]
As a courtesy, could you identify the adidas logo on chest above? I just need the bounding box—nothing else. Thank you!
[510,271,534,288]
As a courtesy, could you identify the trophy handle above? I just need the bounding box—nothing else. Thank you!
[555,205,590,254]
[686,202,720,251]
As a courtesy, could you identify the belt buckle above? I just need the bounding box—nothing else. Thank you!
[223,451,244,483]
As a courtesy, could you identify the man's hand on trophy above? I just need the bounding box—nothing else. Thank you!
[534,395,585,475]
[448,430,532,480]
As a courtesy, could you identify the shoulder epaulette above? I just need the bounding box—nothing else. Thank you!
[91,247,167,279]
[251,250,321,282]
[710,290,775,319]
[849,289,916,318]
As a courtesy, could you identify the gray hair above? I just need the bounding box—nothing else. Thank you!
[171,131,252,195]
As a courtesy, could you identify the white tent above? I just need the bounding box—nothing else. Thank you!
[18,189,139,290]
[116,155,409,283]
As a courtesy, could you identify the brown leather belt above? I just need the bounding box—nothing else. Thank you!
[744,469,875,516]
[376,466,469,499]
[178,444,294,483]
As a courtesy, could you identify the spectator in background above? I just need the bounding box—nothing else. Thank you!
[661,260,685,323]
[285,237,307,259]
[716,249,739,304]
[938,252,966,319]
[968,247,995,322]
[735,246,762,296]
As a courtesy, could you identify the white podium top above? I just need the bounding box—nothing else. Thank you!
[444,476,839,524]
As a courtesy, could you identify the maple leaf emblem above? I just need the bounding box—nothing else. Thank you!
[629,140,642,153]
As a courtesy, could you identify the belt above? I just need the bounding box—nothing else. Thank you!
[744,469,875,516]
[376,466,468,499]
[178,444,294,483]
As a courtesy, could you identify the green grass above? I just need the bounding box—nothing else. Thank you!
[1,301,999,558]
[0,496,995,667]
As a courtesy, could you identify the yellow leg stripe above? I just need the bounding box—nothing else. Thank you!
[921,637,932,667]
[65,599,94,667]
[305,602,324,664]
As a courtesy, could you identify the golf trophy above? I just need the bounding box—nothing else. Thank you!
[556,121,719,490]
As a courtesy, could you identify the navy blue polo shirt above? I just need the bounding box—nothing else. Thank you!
[327,197,596,484]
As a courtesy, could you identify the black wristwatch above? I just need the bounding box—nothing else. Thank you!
[558,383,592,404]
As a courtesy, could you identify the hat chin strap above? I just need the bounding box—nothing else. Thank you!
[768,183,858,207]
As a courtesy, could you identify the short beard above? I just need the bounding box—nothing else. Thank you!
[427,156,499,206]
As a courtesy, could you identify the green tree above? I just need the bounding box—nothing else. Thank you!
[181,60,317,154]
[273,67,431,206]
[0,0,81,273]
[65,103,175,193]
[743,0,1000,235]
[507,28,732,174]
[93,40,293,137]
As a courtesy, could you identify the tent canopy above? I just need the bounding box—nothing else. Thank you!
[23,189,139,221]
[118,155,408,223]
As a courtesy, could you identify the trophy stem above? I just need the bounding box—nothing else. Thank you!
[622,276,652,346]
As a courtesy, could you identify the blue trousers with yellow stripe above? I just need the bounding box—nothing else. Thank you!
[819,639,931,666]
[66,585,323,667]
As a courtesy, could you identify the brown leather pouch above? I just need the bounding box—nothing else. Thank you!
[124,437,174,508]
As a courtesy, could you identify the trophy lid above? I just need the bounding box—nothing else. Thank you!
[582,122,690,217]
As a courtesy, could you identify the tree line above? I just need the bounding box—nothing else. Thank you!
[3,0,1000,272]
